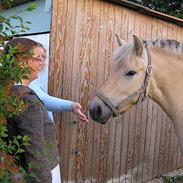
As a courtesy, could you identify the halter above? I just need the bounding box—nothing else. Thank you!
[96,44,152,117]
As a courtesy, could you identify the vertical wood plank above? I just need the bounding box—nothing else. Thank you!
[132,12,145,183]
[63,0,78,182]
[73,1,87,182]
[53,0,69,181]
[136,16,149,183]
[105,3,116,183]
[96,2,111,183]
[125,10,136,183]
[90,1,102,183]
[119,8,130,183]
[112,5,124,183]
[49,0,59,96]
[146,17,158,182]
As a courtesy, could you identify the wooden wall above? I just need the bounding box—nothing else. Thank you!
[49,0,183,182]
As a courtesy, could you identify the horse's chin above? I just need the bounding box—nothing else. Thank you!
[92,113,112,124]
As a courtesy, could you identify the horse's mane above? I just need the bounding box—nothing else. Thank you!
[112,39,183,66]
[143,39,183,55]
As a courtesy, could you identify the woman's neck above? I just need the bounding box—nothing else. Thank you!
[21,71,38,86]
[21,79,32,86]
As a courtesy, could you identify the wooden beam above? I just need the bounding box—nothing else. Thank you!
[105,0,183,27]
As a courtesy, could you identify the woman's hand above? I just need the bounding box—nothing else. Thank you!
[71,102,89,123]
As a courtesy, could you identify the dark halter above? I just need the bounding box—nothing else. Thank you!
[96,44,152,117]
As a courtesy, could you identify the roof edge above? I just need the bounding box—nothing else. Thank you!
[107,0,183,27]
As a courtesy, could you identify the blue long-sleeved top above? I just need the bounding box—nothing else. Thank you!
[28,79,73,112]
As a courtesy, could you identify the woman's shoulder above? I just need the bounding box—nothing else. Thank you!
[11,85,33,95]
[29,79,40,88]
[11,85,40,103]
[29,79,46,93]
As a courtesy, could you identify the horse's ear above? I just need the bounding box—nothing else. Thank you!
[133,35,143,56]
[115,34,124,46]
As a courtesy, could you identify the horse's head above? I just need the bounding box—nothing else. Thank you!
[89,35,152,124]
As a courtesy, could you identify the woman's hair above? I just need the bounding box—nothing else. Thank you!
[5,38,44,54]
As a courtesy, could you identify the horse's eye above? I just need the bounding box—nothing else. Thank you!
[126,70,137,76]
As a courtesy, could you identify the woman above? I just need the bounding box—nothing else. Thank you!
[7,38,88,182]
[9,38,88,122]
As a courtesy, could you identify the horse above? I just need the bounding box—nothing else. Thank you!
[89,35,183,155]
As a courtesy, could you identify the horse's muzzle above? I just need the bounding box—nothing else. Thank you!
[89,97,113,124]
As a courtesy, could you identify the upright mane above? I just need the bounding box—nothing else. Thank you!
[143,39,183,56]
[112,38,183,67]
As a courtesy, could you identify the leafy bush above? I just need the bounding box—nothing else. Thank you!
[0,2,36,182]
[128,0,183,19]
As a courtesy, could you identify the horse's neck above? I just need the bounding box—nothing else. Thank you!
[149,48,183,155]
[148,48,183,120]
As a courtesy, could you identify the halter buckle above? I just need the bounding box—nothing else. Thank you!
[146,65,152,76]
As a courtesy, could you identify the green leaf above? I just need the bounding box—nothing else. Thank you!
[26,21,32,24]
[17,135,22,139]
[17,16,23,24]
[20,30,26,33]
[21,75,29,80]
[0,15,5,23]
[20,167,27,176]
[28,162,34,169]
[29,172,37,179]
[9,16,18,20]
[26,3,37,11]
[23,142,30,146]
[0,24,3,32]
[17,148,25,153]
[13,138,19,146]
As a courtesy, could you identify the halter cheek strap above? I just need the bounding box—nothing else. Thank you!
[96,45,152,117]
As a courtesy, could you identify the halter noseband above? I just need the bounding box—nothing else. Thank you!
[96,44,152,117]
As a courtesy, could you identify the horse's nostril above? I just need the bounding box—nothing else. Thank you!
[89,100,113,123]
[94,105,102,117]
[89,103,102,120]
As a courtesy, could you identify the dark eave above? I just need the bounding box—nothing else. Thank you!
[106,0,183,27]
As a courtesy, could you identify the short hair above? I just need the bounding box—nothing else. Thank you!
[5,38,44,54]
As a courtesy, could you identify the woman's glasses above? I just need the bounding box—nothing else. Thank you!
[32,55,46,63]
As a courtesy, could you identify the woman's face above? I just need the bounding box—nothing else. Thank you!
[16,45,46,82]
[29,46,46,72]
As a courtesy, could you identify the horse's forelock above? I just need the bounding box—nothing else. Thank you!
[112,44,135,66]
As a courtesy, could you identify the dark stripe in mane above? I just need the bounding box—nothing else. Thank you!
[143,39,183,54]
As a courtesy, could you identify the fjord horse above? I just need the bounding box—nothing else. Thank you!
[89,35,183,155]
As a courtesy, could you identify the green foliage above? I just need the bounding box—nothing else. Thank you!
[0,45,30,86]
[0,0,35,10]
[164,175,183,183]
[0,0,13,9]
[0,4,37,38]
[7,135,31,156]
[0,2,37,182]
[25,2,37,12]
[128,0,183,19]
[0,170,14,183]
